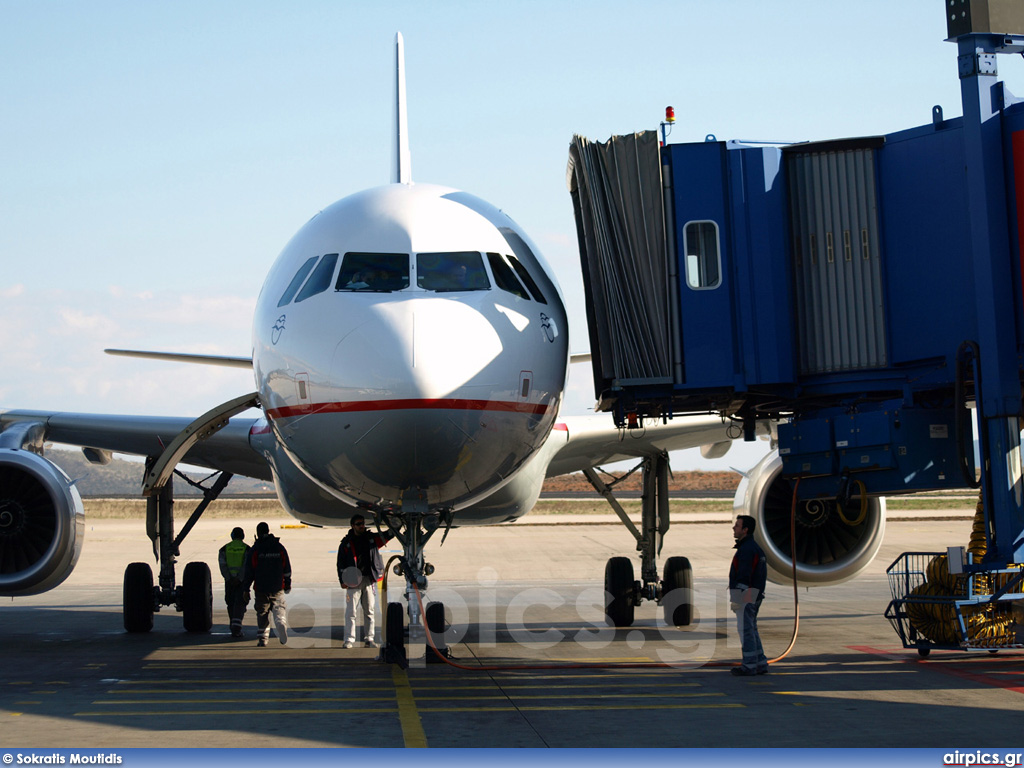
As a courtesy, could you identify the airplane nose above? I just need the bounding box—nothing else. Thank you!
[409,298,502,395]
[321,297,511,505]
[330,298,502,399]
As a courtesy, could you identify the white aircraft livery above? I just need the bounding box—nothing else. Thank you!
[0,34,796,646]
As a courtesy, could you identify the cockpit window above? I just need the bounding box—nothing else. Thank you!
[499,227,549,304]
[416,251,490,292]
[278,255,319,307]
[506,253,547,304]
[294,253,339,303]
[486,252,530,300]
[336,252,410,292]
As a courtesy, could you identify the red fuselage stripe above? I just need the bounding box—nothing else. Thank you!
[265,398,552,420]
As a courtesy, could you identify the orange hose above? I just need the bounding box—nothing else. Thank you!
[406,480,804,672]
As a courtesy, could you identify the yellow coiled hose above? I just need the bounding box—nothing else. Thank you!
[906,493,1018,647]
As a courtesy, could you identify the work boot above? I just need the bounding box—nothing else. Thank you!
[272,613,288,645]
[257,637,268,648]
[730,666,757,676]
[342,640,354,649]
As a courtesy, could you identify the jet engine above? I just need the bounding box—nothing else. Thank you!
[0,449,85,596]
[734,452,886,587]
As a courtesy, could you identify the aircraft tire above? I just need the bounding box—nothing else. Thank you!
[386,601,405,659]
[426,600,447,653]
[123,562,154,633]
[181,561,213,633]
[662,556,694,627]
[604,556,635,627]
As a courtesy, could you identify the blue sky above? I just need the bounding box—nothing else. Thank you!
[1,1,1017,471]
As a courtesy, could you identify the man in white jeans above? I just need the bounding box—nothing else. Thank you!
[337,514,393,648]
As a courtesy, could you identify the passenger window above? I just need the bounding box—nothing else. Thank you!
[277,256,319,307]
[294,253,339,302]
[416,252,490,292]
[336,252,410,292]
[486,252,530,300]
[683,221,721,290]
[506,254,547,304]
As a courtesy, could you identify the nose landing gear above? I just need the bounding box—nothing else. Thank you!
[377,489,453,664]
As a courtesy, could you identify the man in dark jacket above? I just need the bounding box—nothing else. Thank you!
[728,514,768,676]
[337,514,393,649]
[243,521,291,648]
[217,526,250,638]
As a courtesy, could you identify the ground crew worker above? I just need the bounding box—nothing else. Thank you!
[243,521,291,647]
[337,514,393,649]
[728,514,769,676]
[217,526,250,638]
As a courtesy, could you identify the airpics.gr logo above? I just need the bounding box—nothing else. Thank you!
[943,751,1023,766]
[272,314,286,345]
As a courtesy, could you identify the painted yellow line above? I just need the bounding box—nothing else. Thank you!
[125,675,392,684]
[93,696,398,705]
[108,686,394,694]
[415,692,724,701]
[75,707,398,717]
[391,665,427,748]
[408,681,702,691]
[91,691,721,707]
[416,703,745,712]
[74,702,743,717]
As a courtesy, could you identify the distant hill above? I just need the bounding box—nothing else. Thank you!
[45,447,275,497]
[43,446,739,498]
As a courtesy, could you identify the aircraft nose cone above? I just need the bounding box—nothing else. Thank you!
[410,298,502,396]
[330,298,501,400]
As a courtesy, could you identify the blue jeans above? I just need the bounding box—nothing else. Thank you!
[737,598,767,671]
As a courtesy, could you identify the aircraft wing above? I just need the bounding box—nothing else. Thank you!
[545,412,740,477]
[0,408,272,481]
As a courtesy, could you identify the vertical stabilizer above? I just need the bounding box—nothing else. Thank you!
[391,32,412,184]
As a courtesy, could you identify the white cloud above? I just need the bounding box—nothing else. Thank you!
[0,285,255,416]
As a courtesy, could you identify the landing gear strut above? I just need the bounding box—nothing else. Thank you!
[586,453,693,627]
[122,393,258,633]
[377,488,451,663]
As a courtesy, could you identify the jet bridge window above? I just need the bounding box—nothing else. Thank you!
[683,221,721,290]
[294,253,339,303]
[277,255,319,307]
[417,251,490,292]
[486,252,530,300]
[335,252,410,292]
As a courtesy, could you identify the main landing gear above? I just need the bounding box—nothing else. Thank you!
[377,489,451,665]
[586,453,694,628]
[122,393,258,633]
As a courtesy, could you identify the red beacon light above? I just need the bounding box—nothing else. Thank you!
[660,106,676,146]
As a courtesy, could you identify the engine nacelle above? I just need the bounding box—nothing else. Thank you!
[0,449,85,596]
[734,452,886,587]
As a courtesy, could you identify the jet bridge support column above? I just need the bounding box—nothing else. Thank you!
[957,30,1024,565]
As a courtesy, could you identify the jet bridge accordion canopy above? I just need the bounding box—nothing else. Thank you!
[567,131,675,403]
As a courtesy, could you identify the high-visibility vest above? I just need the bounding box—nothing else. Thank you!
[223,539,248,578]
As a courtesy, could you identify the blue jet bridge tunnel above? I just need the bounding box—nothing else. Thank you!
[568,6,1024,573]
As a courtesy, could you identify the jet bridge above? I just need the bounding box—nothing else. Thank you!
[568,1,1024,572]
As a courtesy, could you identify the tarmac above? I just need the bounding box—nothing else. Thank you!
[2,505,1022,748]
